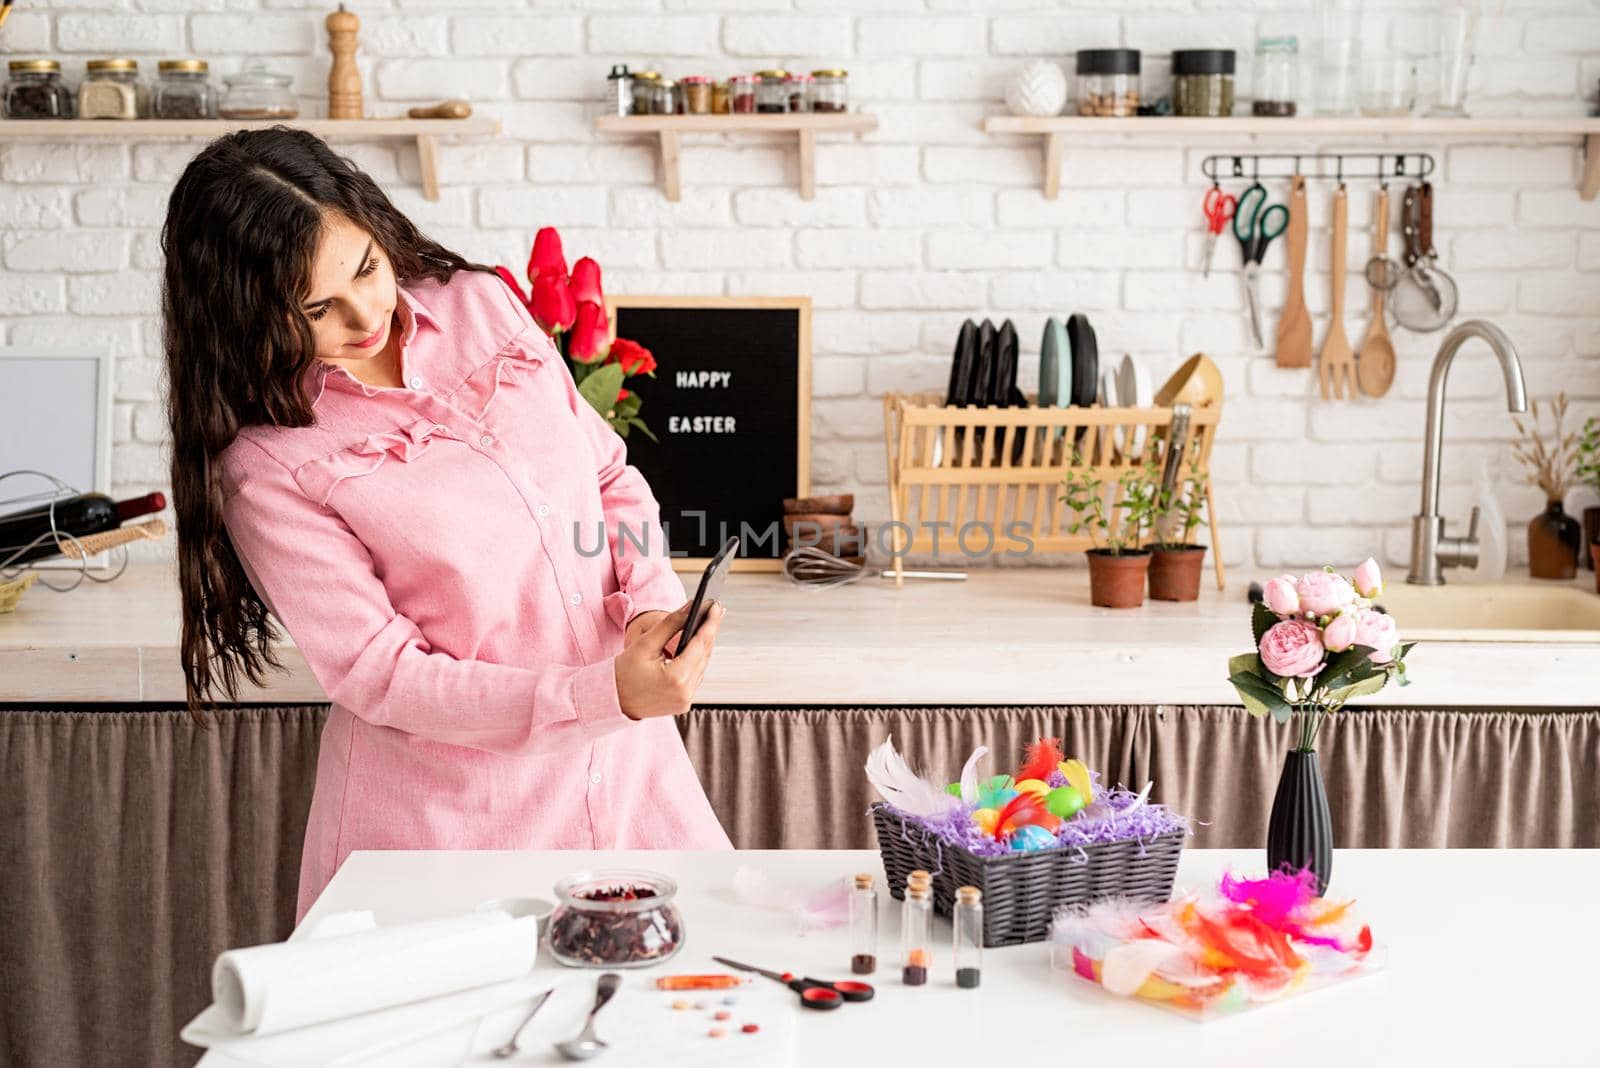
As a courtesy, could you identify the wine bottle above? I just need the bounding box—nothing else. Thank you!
[0,491,166,565]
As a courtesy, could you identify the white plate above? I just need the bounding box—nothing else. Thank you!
[1117,354,1153,456]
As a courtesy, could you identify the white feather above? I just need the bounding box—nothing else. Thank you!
[958,745,988,807]
[865,735,959,818]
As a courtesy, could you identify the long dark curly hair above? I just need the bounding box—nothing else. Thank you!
[164,126,487,721]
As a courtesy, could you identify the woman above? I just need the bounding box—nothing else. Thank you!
[164,128,731,922]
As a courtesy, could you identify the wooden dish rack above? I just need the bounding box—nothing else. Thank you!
[881,392,1226,589]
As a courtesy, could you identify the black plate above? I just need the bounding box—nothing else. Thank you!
[945,319,977,406]
[1067,313,1098,408]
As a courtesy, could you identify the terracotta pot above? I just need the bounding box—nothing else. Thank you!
[1527,500,1581,580]
[1147,544,1207,602]
[1584,506,1600,572]
[1085,548,1151,609]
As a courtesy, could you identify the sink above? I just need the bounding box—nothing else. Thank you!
[1374,582,1600,643]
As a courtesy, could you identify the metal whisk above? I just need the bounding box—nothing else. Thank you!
[782,546,966,590]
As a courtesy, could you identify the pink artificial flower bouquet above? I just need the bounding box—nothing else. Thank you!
[1229,558,1414,750]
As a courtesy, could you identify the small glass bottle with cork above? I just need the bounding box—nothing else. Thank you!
[849,873,877,975]
[953,886,983,989]
[900,870,932,986]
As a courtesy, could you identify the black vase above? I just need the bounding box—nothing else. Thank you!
[1266,748,1333,895]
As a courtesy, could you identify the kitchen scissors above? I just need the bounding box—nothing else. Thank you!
[1233,181,1289,350]
[1201,184,1235,278]
[712,956,875,1011]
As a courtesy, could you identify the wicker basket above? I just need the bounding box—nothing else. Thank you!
[871,803,1184,947]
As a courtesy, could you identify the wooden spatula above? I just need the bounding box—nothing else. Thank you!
[1274,176,1312,368]
[1357,187,1397,396]
[1318,185,1356,400]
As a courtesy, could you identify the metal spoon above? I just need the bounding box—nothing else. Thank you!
[554,972,621,1061]
[492,988,555,1060]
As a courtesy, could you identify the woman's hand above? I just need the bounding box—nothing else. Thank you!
[614,600,725,721]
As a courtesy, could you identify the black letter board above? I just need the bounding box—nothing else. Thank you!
[607,296,812,571]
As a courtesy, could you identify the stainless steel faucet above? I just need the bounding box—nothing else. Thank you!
[1406,320,1528,586]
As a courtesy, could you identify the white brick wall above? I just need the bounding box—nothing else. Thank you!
[3,0,1599,575]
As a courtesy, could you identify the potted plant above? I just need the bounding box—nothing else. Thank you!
[1227,559,1414,894]
[497,227,659,441]
[1511,393,1580,580]
[1060,457,1158,609]
[1577,415,1599,579]
[1147,454,1208,602]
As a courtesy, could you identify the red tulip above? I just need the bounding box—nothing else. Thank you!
[610,337,656,376]
[616,387,630,403]
[493,266,530,307]
[527,227,567,286]
[570,256,603,306]
[530,271,576,334]
[569,300,610,363]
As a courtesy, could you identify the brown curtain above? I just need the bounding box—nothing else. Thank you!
[677,704,1600,851]
[0,705,327,1068]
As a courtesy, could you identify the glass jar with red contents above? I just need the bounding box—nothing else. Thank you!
[548,870,685,968]
[787,71,813,113]
[729,74,757,114]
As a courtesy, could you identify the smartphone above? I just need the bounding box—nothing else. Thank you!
[679,536,739,651]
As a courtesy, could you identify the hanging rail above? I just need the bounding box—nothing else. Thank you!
[1200,152,1436,185]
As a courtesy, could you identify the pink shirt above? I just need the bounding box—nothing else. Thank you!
[219,269,730,923]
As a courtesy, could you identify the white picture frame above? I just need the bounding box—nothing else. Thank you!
[0,347,117,570]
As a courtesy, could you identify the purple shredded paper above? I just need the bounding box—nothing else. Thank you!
[888,779,1190,859]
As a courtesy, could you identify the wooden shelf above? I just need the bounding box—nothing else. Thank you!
[982,114,1600,200]
[0,117,501,201]
[593,112,878,201]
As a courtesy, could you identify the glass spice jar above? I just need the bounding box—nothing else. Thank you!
[1253,34,1300,116]
[219,61,298,120]
[630,70,661,116]
[1076,49,1140,117]
[711,79,730,114]
[729,74,757,114]
[4,59,74,120]
[651,78,682,116]
[811,69,848,113]
[79,58,143,120]
[547,870,685,969]
[151,59,215,120]
[1171,49,1235,117]
[787,72,813,113]
[682,74,712,115]
[755,69,789,113]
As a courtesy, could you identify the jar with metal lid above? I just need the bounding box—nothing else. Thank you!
[219,61,298,119]
[1076,49,1140,117]
[151,59,215,120]
[79,58,143,120]
[729,74,757,114]
[630,70,660,115]
[1252,35,1299,116]
[755,69,789,113]
[811,69,848,113]
[787,72,813,113]
[1171,50,1235,117]
[681,75,712,115]
[4,59,74,119]
[650,78,683,116]
[711,80,730,114]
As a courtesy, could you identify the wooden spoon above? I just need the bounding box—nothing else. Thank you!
[1357,188,1397,397]
[1317,185,1356,400]
[1274,176,1312,368]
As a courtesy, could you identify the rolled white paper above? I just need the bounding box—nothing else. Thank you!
[210,910,537,1037]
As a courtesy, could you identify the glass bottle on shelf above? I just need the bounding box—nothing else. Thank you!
[755,69,789,113]
[78,58,144,120]
[1253,34,1300,116]
[152,59,215,120]
[849,873,877,975]
[4,59,74,119]
[811,69,848,113]
[219,61,298,120]
[953,886,983,989]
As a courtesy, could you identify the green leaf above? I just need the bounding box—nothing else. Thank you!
[1315,645,1380,693]
[1227,653,1264,680]
[629,417,659,444]
[1229,670,1291,721]
[1252,601,1277,646]
[1326,672,1388,705]
[576,362,625,416]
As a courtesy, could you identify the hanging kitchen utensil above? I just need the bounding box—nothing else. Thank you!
[1391,181,1458,333]
[1233,178,1289,354]
[1357,186,1398,397]
[1318,184,1357,400]
[1274,175,1312,367]
[1363,185,1403,294]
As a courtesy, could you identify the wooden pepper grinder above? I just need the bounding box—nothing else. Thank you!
[326,3,363,119]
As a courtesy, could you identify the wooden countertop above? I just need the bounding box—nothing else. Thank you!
[1,562,1593,706]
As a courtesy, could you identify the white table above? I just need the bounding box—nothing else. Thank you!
[297,848,1598,1067]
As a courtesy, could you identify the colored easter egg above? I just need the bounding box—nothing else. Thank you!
[946,782,962,797]
[972,808,1000,836]
[1046,785,1085,819]
[1013,778,1051,798]
[1010,824,1057,851]
[982,774,1014,793]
